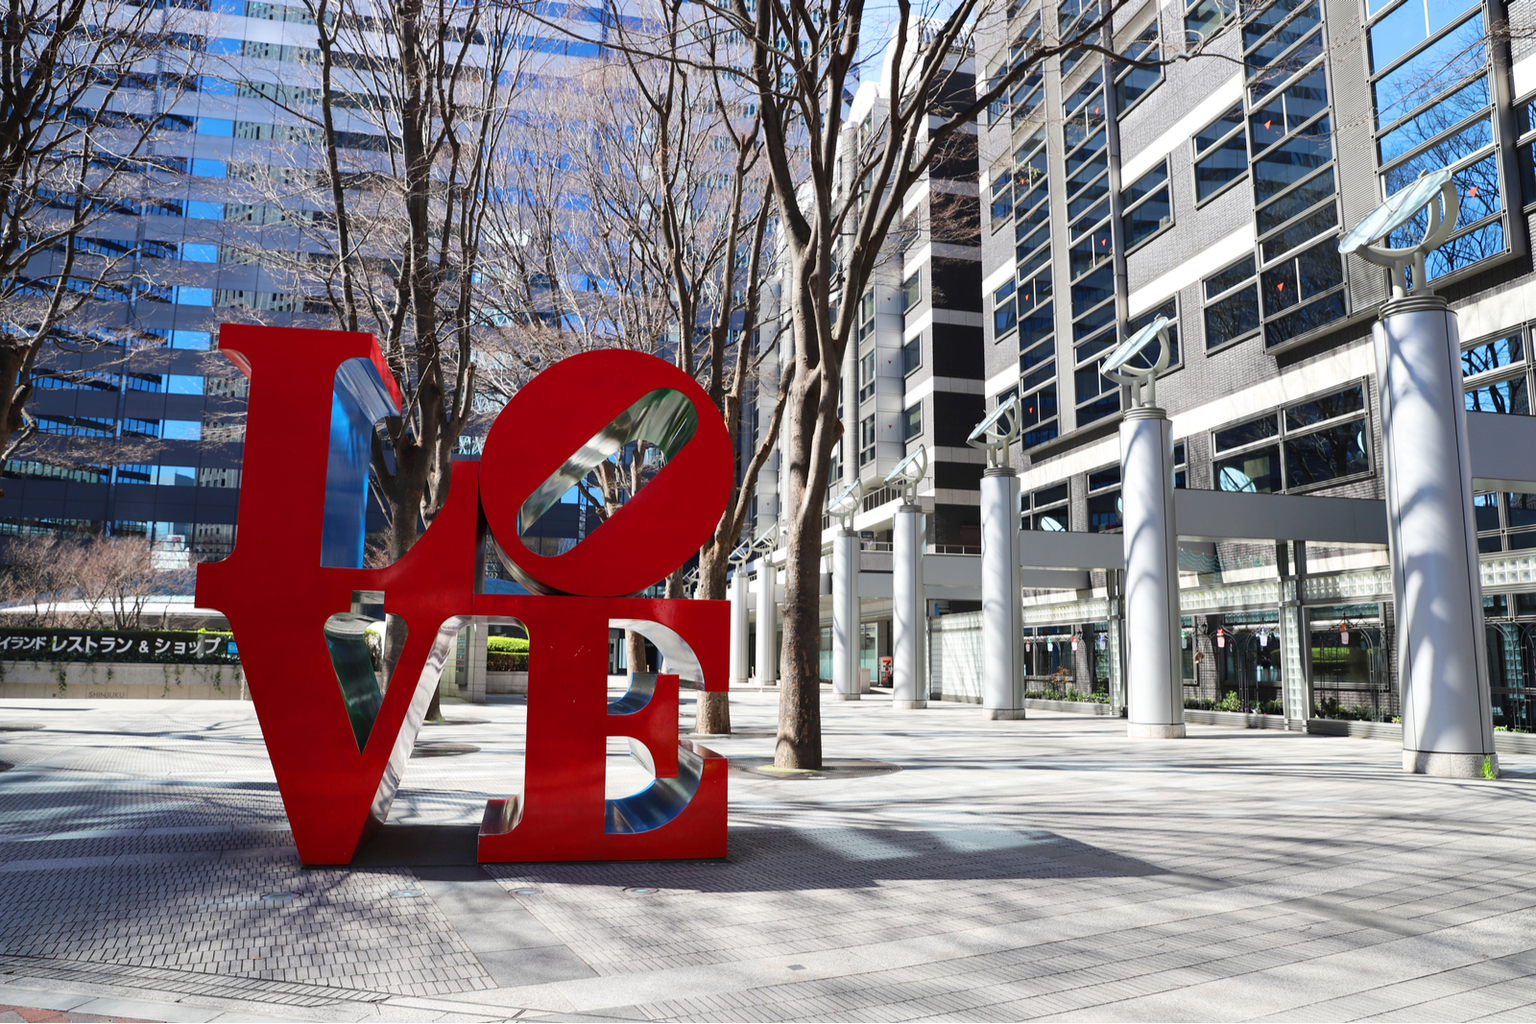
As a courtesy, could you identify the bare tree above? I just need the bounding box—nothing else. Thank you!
[0,0,203,486]
[548,0,1221,768]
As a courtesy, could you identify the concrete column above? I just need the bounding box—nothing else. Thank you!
[1375,296,1496,777]
[981,468,1025,719]
[465,620,487,704]
[832,530,861,700]
[892,504,927,709]
[1278,541,1310,728]
[1120,406,1184,738]
[729,568,750,689]
[755,559,776,687]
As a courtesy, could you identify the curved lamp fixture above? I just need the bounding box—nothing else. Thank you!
[1102,314,1172,409]
[966,395,1022,469]
[1338,168,1459,299]
[883,445,929,506]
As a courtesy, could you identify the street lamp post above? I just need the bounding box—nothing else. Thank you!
[968,397,1027,719]
[1339,169,1497,777]
[885,447,930,709]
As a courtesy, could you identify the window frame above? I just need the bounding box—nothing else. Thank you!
[1208,379,1374,494]
[1192,102,1251,206]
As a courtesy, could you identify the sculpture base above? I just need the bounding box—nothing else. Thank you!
[1404,750,1497,778]
[1129,723,1185,739]
[833,693,861,701]
[984,708,1027,720]
[892,699,928,710]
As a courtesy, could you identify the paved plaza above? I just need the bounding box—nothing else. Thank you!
[1,692,1536,1022]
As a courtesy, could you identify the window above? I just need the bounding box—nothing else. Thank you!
[1369,1,1505,282]
[1174,442,1188,489]
[994,279,1018,337]
[902,404,922,442]
[1211,383,1370,493]
[1114,21,1161,113]
[1027,482,1070,531]
[858,414,876,467]
[859,291,876,342]
[1464,329,1532,415]
[858,350,876,403]
[1122,162,1171,250]
[901,337,922,376]
[901,274,921,313]
[1474,491,1536,552]
[180,242,218,262]
[1194,103,1247,201]
[1185,0,1234,45]
[1087,466,1121,532]
[1202,257,1259,350]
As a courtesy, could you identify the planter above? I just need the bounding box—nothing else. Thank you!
[0,660,246,700]
[1025,698,1119,716]
[486,670,528,695]
[1184,709,1292,730]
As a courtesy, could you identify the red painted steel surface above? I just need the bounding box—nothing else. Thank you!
[196,325,730,866]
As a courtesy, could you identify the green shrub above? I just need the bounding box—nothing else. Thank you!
[1215,691,1242,712]
[487,635,529,672]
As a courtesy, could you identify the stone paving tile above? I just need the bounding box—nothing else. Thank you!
[9,696,1536,1020]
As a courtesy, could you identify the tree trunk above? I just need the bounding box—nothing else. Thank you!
[625,629,647,676]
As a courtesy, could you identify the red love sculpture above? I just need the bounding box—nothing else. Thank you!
[196,325,731,865]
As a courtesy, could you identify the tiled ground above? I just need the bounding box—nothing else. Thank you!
[1,691,1535,1021]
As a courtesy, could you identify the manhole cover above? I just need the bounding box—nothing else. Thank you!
[623,886,658,895]
[511,887,538,896]
[729,757,902,780]
[0,762,11,773]
[0,724,43,732]
[411,743,481,758]
[388,889,424,898]
[261,892,300,902]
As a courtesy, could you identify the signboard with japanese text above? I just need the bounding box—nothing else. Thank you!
[0,628,237,664]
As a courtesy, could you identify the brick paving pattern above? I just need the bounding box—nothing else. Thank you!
[2,693,1536,1020]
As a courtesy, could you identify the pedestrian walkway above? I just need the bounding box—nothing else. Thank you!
[2,692,1535,1022]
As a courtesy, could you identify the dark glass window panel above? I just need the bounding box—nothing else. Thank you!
[1086,488,1121,531]
[1025,423,1059,449]
[1079,392,1121,427]
[1285,417,1370,487]
[1478,535,1504,553]
[1253,120,1333,202]
[1465,376,1530,415]
[1249,12,1321,69]
[1065,151,1109,201]
[1384,119,1493,199]
[1016,194,1051,233]
[1510,532,1536,551]
[1061,33,1101,78]
[1017,226,1050,263]
[1295,242,1345,298]
[1257,168,1337,234]
[1072,265,1115,315]
[1206,256,1256,298]
[902,405,922,441]
[1022,360,1056,392]
[1124,187,1172,247]
[1069,199,1110,239]
[1185,0,1230,42]
[1251,99,1288,152]
[1124,302,1181,369]
[1484,594,1510,616]
[1068,176,1111,218]
[1065,128,1108,176]
[1450,153,1503,225]
[1215,415,1279,452]
[1089,466,1121,490]
[1462,335,1522,377]
[1414,218,1506,281]
[1518,592,1536,616]
[1018,247,1051,280]
[1475,491,1501,531]
[995,299,1018,335]
[1075,333,1116,364]
[1015,128,1048,164]
[1262,261,1300,315]
[1125,163,1169,203]
[1116,64,1161,110]
[1508,493,1536,528]
[1377,77,1489,165]
[1286,385,1365,428]
[1196,103,1245,151]
[1195,134,1249,200]
[1283,66,1330,129]
[1021,267,1052,308]
[1019,301,1054,351]
[1073,301,1117,341]
[1021,335,1054,368]
[1245,0,1311,50]
[1372,14,1486,131]
[1075,362,1110,402]
[1215,445,1282,492]
[1070,237,1098,279]
[1064,71,1105,116]
[1260,203,1338,262]
[1264,292,1346,346]
[1034,484,1069,508]
[1205,286,1261,348]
